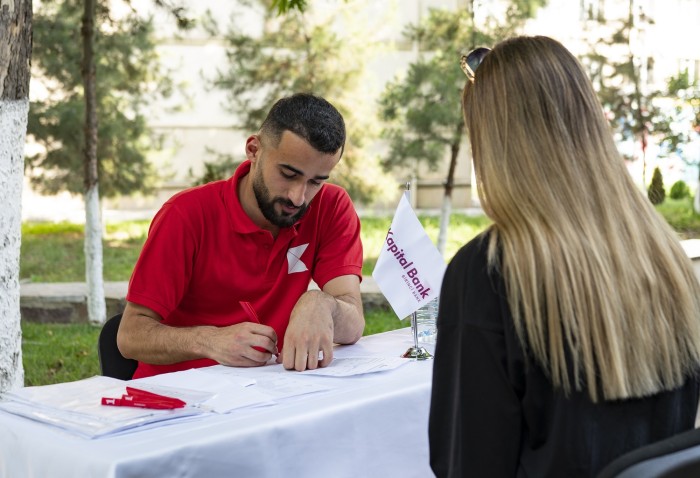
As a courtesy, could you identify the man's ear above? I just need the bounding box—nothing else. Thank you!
[245,135,261,163]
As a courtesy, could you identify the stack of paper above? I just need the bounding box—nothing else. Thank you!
[0,356,410,438]
[0,376,209,438]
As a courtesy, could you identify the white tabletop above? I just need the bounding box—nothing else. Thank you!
[0,327,436,478]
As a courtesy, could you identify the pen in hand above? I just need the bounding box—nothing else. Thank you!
[239,301,277,356]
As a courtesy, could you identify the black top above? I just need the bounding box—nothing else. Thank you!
[429,232,700,478]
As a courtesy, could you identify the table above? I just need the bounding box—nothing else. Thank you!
[0,328,436,478]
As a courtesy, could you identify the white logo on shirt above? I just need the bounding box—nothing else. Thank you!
[287,243,309,274]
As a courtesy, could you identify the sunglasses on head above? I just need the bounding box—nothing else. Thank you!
[460,47,491,83]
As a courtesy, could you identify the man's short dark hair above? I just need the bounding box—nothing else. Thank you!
[259,93,346,156]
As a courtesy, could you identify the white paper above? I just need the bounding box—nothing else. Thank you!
[0,339,411,438]
[297,357,408,377]
[0,376,207,438]
[199,365,332,403]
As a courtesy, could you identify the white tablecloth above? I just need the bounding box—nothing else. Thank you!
[0,328,436,478]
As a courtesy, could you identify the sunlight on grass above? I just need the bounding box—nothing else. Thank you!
[22,199,698,283]
[22,322,102,386]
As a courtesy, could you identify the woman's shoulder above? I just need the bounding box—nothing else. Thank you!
[441,228,507,331]
[450,229,495,271]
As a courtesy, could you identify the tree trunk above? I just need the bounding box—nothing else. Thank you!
[0,0,32,392]
[81,0,106,324]
[437,140,460,256]
[627,0,648,186]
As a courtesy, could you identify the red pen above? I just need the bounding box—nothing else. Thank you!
[125,387,186,407]
[100,387,187,410]
[240,301,276,355]
[240,301,261,323]
[101,396,185,410]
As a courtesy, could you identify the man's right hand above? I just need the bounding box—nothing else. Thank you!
[118,301,278,367]
[206,321,278,367]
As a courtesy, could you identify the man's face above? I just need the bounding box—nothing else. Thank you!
[249,131,342,228]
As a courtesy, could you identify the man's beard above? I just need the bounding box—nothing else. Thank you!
[252,170,309,228]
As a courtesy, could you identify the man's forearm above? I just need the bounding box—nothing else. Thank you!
[326,291,364,344]
[118,302,215,364]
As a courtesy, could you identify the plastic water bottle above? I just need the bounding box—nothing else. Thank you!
[415,298,439,344]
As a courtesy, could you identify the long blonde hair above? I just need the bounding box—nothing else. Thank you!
[463,35,700,401]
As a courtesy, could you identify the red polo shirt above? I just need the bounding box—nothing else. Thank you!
[127,160,363,378]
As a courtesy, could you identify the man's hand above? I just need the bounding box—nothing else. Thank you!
[118,301,278,367]
[208,321,279,367]
[280,290,335,371]
[280,274,364,371]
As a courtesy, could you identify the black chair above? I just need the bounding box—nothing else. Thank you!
[597,427,700,478]
[98,313,138,380]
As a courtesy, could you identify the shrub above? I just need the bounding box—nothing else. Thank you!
[669,180,690,200]
[648,167,665,205]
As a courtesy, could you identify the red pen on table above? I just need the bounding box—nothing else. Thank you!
[101,397,182,410]
[240,301,277,356]
[125,387,186,407]
[101,387,186,410]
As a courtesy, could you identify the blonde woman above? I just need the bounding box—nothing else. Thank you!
[429,35,700,477]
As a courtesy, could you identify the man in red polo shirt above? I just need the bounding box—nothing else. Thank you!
[117,93,365,378]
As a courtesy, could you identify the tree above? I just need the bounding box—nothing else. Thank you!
[0,0,32,391]
[660,71,700,212]
[581,0,670,187]
[206,0,393,204]
[647,166,665,205]
[378,1,545,254]
[27,0,172,199]
[27,0,178,323]
[81,0,105,324]
[271,0,308,14]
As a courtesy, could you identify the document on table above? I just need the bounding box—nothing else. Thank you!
[133,368,276,413]
[0,376,209,439]
[0,354,409,438]
[298,356,409,377]
[134,366,333,413]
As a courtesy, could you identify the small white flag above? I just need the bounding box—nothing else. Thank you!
[372,192,447,319]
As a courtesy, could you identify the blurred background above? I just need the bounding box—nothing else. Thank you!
[23,0,700,223]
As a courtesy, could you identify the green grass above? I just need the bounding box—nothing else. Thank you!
[21,220,150,282]
[655,198,700,239]
[21,309,408,386]
[22,322,102,386]
[21,214,492,282]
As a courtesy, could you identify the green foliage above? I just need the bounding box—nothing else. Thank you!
[670,180,690,200]
[378,2,545,174]
[26,0,175,198]
[208,0,394,205]
[647,166,665,205]
[581,4,670,159]
[271,0,308,14]
[655,197,700,238]
[190,158,242,186]
[659,71,700,169]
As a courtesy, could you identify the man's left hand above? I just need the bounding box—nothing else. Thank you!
[279,290,335,371]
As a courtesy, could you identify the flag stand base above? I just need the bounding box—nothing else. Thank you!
[401,346,433,360]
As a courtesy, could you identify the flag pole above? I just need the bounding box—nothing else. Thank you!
[401,182,433,360]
